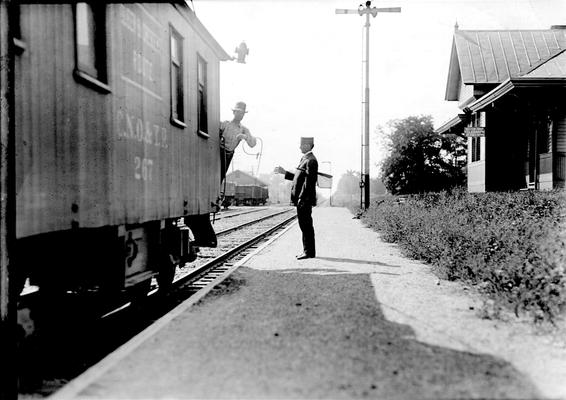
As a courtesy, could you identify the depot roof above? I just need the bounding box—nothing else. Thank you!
[445,26,566,100]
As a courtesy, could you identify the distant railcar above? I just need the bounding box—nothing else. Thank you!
[221,181,236,208]
[261,186,269,203]
[234,184,269,206]
[12,3,230,298]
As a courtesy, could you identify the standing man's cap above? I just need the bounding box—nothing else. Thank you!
[232,101,248,113]
[301,137,314,146]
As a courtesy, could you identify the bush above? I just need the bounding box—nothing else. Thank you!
[361,189,566,323]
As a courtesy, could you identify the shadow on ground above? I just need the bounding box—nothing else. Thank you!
[177,266,542,399]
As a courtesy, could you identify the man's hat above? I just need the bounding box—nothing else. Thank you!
[300,137,314,146]
[232,101,247,113]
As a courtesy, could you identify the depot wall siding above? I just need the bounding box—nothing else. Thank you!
[540,173,553,189]
[556,115,566,153]
[468,161,486,192]
[458,82,474,106]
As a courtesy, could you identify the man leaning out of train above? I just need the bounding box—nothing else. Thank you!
[219,101,257,184]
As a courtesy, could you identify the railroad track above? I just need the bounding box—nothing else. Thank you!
[168,209,295,295]
[131,206,296,301]
[210,206,291,231]
[18,207,293,304]
[211,206,268,221]
[18,207,298,398]
[215,208,294,235]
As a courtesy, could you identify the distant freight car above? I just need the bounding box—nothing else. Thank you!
[221,181,236,208]
[234,184,269,206]
[12,3,230,299]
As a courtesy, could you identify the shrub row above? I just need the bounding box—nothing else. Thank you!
[361,189,566,323]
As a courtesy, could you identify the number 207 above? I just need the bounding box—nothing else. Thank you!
[134,157,154,181]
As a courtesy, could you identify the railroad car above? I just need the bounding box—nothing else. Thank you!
[12,2,230,300]
[233,184,269,206]
[224,170,269,206]
[221,181,236,208]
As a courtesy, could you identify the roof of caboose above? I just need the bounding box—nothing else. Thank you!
[177,3,231,61]
[445,26,566,100]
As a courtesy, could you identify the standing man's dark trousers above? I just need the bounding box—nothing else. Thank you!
[297,203,315,257]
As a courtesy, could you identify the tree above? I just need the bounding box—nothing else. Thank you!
[370,177,386,195]
[335,170,360,195]
[332,170,361,207]
[331,171,388,206]
[260,173,291,205]
[379,115,466,195]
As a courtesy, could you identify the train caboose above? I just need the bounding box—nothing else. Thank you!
[13,2,229,298]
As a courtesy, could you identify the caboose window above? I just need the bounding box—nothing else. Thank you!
[74,3,108,91]
[170,28,185,126]
[11,3,26,53]
[197,55,208,136]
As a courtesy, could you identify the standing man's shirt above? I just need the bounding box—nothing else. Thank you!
[220,120,256,152]
[285,151,318,206]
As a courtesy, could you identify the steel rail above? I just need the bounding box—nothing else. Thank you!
[215,208,294,236]
[212,207,267,221]
[172,213,296,287]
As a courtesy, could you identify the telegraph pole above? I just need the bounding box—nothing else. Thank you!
[336,1,400,209]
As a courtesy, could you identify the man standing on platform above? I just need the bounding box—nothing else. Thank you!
[220,101,257,184]
[274,137,318,260]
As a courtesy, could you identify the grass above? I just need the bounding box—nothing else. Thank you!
[359,189,566,323]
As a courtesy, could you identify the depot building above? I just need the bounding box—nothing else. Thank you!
[436,24,566,192]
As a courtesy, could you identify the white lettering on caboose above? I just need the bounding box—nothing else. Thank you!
[120,5,161,53]
[117,110,168,149]
[120,4,161,92]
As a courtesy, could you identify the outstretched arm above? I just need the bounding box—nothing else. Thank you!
[274,166,294,181]
[237,127,256,147]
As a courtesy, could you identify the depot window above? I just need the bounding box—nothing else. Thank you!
[74,3,109,93]
[470,113,482,162]
[169,28,185,126]
[537,117,553,154]
[471,137,481,162]
[197,55,208,136]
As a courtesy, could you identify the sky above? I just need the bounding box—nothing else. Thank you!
[194,0,566,184]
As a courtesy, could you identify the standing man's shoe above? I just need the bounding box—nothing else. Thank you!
[296,253,314,260]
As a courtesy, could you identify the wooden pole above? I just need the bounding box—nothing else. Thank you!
[363,11,370,209]
[0,0,18,397]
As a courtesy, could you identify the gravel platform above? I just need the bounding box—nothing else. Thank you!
[53,207,566,400]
